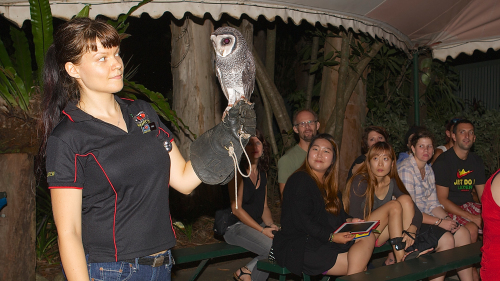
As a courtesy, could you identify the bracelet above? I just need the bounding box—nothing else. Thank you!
[261,227,265,233]
[434,218,441,225]
[328,233,335,242]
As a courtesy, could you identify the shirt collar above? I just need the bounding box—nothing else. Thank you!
[62,95,129,123]
[408,154,431,178]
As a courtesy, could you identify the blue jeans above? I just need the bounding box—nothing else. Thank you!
[224,222,272,281]
[85,250,173,281]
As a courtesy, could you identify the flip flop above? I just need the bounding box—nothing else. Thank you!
[234,266,251,281]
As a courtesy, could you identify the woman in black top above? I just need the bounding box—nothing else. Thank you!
[40,18,254,281]
[273,134,375,277]
[347,126,389,180]
[344,142,425,263]
[224,129,278,281]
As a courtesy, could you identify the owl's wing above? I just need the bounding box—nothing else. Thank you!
[242,51,256,100]
[216,66,230,101]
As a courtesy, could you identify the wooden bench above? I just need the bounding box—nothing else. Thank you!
[256,243,393,280]
[337,241,482,281]
[171,242,249,281]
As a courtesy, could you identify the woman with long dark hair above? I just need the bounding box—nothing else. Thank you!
[39,18,253,281]
[347,126,389,180]
[272,134,375,277]
[224,129,277,281]
[344,142,423,263]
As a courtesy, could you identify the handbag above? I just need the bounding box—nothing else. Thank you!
[213,208,232,235]
[405,224,440,253]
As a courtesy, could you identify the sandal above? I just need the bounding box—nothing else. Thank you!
[234,266,251,281]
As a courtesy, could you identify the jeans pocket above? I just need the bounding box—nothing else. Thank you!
[88,261,134,281]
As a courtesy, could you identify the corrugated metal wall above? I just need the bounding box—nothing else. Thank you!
[455,59,500,111]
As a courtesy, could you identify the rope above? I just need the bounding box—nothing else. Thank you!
[226,125,252,209]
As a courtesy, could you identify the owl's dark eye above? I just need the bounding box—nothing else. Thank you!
[223,38,231,45]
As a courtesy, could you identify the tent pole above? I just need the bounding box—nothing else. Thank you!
[413,52,420,125]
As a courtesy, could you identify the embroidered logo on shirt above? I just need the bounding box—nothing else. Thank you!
[133,111,156,134]
[456,169,473,179]
[47,171,55,177]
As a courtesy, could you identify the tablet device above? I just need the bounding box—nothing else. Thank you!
[334,221,380,234]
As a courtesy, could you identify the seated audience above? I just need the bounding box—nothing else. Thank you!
[347,126,389,180]
[431,118,460,164]
[398,129,473,281]
[272,134,375,277]
[344,142,425,263]
[224,130,279,281]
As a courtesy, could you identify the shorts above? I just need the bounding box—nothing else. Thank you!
[448,202,482,233]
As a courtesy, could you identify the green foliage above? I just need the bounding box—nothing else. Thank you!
[36,186,58,263]
[29,0,53,82]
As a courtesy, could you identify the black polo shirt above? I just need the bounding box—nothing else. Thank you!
[46,96,176,263]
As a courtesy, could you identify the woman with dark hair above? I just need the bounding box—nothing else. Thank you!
[224,129,278,281]
[347,126,389,180]
[396,125,425,166]
[431,118,460,164]
[39,18,253,281]
[344,142,423,263]
[398,129,473,281]
[272,134,375,277]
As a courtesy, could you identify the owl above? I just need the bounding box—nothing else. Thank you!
[210,27,256,118]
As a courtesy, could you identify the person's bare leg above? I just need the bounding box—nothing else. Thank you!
[326,252,348,276]
[453,226,474,281]
[396,195,415,230]
[367,200,405,262]
[463,222,480,281]
[346,234,375,274]
[428,232,454,281]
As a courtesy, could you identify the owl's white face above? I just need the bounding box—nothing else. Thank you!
[210,34,236,57]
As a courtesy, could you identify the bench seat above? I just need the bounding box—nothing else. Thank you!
[337,241,482,281]
[171,243,249,281]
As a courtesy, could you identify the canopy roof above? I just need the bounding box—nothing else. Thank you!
[1,0,499,60]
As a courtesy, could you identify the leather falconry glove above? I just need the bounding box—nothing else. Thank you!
[190,100,256,185]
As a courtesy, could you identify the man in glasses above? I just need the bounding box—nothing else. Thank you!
[433,119,485,281]
[277,109,320,198]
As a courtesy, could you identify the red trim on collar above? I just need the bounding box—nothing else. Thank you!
[62,110,74,122]
[48,186,83,189]
[120,97,134,101]
[74,152,119,261]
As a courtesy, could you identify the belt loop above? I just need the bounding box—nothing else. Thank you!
[135,257,140,269]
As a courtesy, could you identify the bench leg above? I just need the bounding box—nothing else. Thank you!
[303,273,310,281]
[188,259,209,281]
[279,274,287,281]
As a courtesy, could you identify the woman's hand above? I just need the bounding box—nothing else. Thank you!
[262,227,275,239]
[269,224,280,231]
[439,218,460,233]
[332,232,355,244]
[350,218,365,223]
[402,225,417,249]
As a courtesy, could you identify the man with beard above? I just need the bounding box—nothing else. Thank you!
[433,119,485,280]
[277,109,320,198]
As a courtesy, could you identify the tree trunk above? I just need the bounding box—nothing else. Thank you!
[318,36,342,127]
[170,17,225,213]
[305,36,319,109]
[171,17,221,158]
[0,154,36,281]
[338,76,367,190]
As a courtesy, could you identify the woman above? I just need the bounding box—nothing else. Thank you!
[272,134,375,277]
[480,168,500,280]
[344,142,423,263]
[224,129,278,281]
[431,118,460,164]
[40,18,252,281]
[398,129,473,281]
[347,126,389,180]
[396,126,425,166]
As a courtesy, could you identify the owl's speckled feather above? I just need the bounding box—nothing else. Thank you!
[210,27,255,117]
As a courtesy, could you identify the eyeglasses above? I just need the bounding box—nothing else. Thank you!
[294,120,317,128]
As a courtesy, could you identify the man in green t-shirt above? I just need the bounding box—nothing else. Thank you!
[278,109,320,198]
